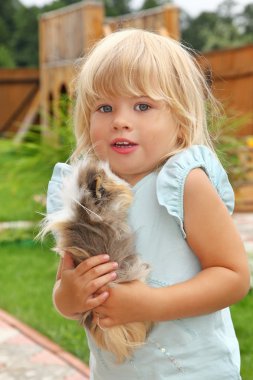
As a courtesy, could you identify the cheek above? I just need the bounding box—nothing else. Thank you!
[89,127,97,146]
[89,127,108,160]
[89,121,103,147]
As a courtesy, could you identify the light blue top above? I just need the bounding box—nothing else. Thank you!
[47,145,241,380]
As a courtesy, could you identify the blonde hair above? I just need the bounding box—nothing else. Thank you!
[71,28,218,161]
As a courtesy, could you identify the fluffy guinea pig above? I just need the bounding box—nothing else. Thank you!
[39,158,152,363]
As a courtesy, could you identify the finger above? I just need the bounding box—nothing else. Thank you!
[87,271,117,295]
[95,285,108,295]
[77,259,118,280]
[62,252,75,271]
[86,291,109,310]
[75,254,110,276]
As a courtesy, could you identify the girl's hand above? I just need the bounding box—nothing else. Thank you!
[93,280,154,328]
[53,253,118,319]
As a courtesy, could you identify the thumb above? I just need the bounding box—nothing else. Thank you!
[62,252,75,271]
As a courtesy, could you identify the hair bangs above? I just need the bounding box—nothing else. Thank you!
[84,36,169,107]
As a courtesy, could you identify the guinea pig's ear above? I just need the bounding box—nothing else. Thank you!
[88,174,106,200]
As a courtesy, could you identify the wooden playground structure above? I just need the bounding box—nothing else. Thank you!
[0,0,252,210]
[39,1,180,128]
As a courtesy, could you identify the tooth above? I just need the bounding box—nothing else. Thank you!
[116,142,130,146]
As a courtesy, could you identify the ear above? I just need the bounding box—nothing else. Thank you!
[88,174,106,200]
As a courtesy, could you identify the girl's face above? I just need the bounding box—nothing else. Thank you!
[89,96,179,186]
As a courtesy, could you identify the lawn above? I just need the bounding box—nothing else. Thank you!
[231,294,253,378]
[0,234,90,363]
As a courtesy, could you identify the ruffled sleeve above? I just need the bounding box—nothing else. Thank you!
[156,145,235,238]
[46,162,72,214]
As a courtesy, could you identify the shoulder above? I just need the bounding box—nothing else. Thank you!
[49,162,72,184]
[156,145,234,238]
[184,167,229,225]
[47,162,72,214]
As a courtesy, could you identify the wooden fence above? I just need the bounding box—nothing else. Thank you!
[200,44,253,136]
[0,68,39,137]
[200,45,253,211]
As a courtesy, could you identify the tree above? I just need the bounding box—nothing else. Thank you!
[42,0,132,17]
[216,0,238,18]
[181,0,253,52]
[12,5,40,67]
[182,8,242,52]
[140,0,171,11]
[104,0,131,16]
[239,3,253,35]
[0,45,15,68]
[0,0,21,66]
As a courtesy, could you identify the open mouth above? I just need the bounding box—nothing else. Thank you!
[112,141,137,148]
[111,139,138,153]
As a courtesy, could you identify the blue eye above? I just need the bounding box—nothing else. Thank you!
[135,103,150,111]
[99,105,112,113]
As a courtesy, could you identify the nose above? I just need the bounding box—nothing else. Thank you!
[112,110,132,131]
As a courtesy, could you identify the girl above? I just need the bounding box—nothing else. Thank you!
[47,29,250,379]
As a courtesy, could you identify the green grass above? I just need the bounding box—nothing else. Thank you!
[231,294,253,379]
[0,235,89,363]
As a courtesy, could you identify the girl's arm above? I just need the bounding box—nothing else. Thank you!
[94,168,250,327]
[150,168,250,320]
[52,253,118,319]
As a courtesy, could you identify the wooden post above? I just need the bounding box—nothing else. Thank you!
[163,5,180,40]
[39,1,104,140]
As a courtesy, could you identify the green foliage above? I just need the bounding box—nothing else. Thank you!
[140,0,170,10]
[11,5,40,67]
[104,0,131,16]
[0,97,74,221]
[0,1,40,67]
[182,12,241,52]
[0,44,15,67]
[182,0,253,52]
[239,3,253,36]
[0,138,50,221]
[209,111,251,186]
[0,0,20,67]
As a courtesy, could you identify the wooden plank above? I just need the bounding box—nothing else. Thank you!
[201,44,253,79]
[0,68,39,135]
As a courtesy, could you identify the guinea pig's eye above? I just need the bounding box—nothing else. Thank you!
[89,178,97,199]
[88,174,105,200]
